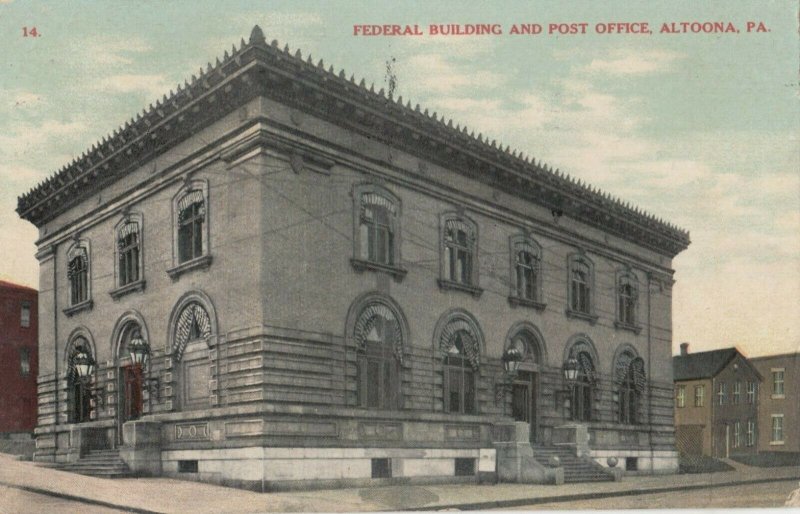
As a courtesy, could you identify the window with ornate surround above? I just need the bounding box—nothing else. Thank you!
[353,302,404,410]
[508,235,545,310]
[436,312,483,415]
[350,184,406,280]
[111,213,146,299]
[438,214,481,297]
[565,338,598,422]
[566,253,597,323]
[168,180,211,280]
[614,349,645,424]
[63,239,93,316]
[614,270,641,333]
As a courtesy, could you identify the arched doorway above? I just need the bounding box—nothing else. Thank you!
[66,336,94,424]
[505,324,546,443]
[117,322,145,424]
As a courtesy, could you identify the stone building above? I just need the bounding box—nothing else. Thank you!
[673,344,761,458]
[17,26,689,490]
[751,353,799,454]
[0,280,38,434]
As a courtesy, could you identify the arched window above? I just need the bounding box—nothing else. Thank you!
[441,215,478,290]
[509,236,544,308]
[177,190,206,263]
[118,322,145,421]
[117,220,141,287]
[67,244,89,306]
[439,316,481,414]
[173,302,212,361]
[170,299,213,411]
[567,254,595,321]
[616,272,639,330]
[565,340,597,422]
[615,351,645,425]
[358,192,397,266]
[67,336,93,423]
[354,303,403,410]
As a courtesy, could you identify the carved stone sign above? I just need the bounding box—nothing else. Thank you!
[175,422,210,441]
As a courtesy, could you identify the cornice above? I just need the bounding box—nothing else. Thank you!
[17,25,690,258]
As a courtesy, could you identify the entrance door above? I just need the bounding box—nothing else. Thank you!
[511,371,538,443]
[122,364,143,422]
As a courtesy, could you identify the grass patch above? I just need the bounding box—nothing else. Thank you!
[731,452,800,468]
[679,454,735,474]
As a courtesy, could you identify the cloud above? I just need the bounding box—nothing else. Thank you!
[78,36,153,66]
[91,74,174,102]
[585,49,683,75]
[400,53,507,94]
[6,91,46,110]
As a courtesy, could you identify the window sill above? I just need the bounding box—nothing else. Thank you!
[167,255,213,280]
[769,440,785,446]
[771,394,785,400]
[507,296,546,311]
[614,321,642,334]
[63,299,93,317]
[350,258,408,282]
[109,279,146,300]
[565,309,598,324]
[437,279,483,298]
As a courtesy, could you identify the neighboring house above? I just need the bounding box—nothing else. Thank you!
[751,353,799,454]
[0,281,38,433]
[16,26,690,490]
[673,344,761,458]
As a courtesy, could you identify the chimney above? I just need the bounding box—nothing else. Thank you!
[680,342,689,356]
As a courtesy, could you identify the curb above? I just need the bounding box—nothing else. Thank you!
[0,479,163,514]
[409,475,800,511]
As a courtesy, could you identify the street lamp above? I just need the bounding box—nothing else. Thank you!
[495,346,524,411]
[127,333,160,401]
[555,357,579,413]
[73,349,104,409]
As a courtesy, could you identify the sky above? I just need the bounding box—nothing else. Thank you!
[0,1,797,357]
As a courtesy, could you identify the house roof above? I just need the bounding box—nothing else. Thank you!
[673,348,761,381]
[0,280,37,294]
[16,26,690,258]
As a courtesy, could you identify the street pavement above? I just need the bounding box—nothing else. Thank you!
[0,452,798,513]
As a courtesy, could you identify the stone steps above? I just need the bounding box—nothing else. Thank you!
[42,449,133,479]
[533,446,614,483]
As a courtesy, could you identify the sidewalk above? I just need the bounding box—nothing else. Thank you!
[0,453,798,513]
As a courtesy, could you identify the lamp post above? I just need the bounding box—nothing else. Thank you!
[555,357,579,417]
[127,333,160,404]
[496,347,523,414]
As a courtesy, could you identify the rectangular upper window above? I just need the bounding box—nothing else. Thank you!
[676,385,686,408]
[717,382,726,405]
[19,348,30,377]
[694,385,704,407]
[771,414,784,443]
[733,381,741,404]
[746,420,755,447]
[772,369,785,396]
[746,381,756,404]
[20,302,31,328]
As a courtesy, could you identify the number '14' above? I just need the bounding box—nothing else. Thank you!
[22,27,39,37]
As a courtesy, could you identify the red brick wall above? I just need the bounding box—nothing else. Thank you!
[0,282,38,432]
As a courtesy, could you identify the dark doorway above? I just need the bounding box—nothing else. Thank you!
[511,371,538,443]
[122,364,143,422]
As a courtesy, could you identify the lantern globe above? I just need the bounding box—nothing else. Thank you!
[128,334,150,366]
[73,350,94,379]
[564,357,579,382]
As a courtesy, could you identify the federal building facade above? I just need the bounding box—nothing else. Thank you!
[17,27,690,490]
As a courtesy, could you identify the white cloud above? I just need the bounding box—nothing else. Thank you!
[585,49,683,75]
[78,36,153,66]
[400,53,507,94]
[6,91,46,110]
[91,74,174,102]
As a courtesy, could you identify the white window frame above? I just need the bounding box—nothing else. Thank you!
[771,368,785,398]
[733,381,741,404]
[746,420,755,447]
[733,421,741,448]
[676,385,686,408]
[717,382,726,405]
[771,414,784,444]
[746,381,756,404]
[694,385,705,407]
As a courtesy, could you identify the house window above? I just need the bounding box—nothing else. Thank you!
[615,352,644,424]
[20,302,31,328]
[746,420,755,447]
[442,217,477,286]
[513,240,540,301]
[568,348,596,422]
[746,381,756,404]
[444,332,477,414]
[733,421,741,448]
[566,255,595,320]
[694,385,705,407]
[771,415,784,443]
[117,220,141,286]
[772,369,785,396]
[717,382,726,405]
[19,348,30,376]
[357,191,398,266]
[67,244,90,306]
[676,385,686,408]
[439,317,481,415]
[177,190,206,263]
[354,303,403,410]
[617,273,638,326]
[733,382,741,404]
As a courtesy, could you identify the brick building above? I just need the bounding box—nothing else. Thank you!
[0,280,38,433]
[673,344,761,458]
[751,353,799,454]
[17,26,689,489]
